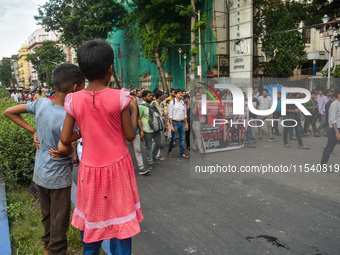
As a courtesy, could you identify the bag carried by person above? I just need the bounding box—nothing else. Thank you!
[142,102,164,132]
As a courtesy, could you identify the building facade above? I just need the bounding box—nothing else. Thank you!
[18,43,30,88]
[27,28,76,86]
[27,28,60,85]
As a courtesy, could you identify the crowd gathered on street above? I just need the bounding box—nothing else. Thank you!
[2,39,340,255]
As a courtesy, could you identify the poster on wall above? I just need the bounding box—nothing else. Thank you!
[198,101,248,153]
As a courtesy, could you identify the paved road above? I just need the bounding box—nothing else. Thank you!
[73,131,340,255]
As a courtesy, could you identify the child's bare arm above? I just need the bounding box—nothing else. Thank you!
[3,104,40,148]
[122,97,137,142]
[58,113,80,154]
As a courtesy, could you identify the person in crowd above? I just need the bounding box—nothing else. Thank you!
[243,92,256,148]
[34,89,46,100]
[55,39,143,254]
[220,90,228,100]
[136,89,144,105]
[191,91,205,157]
[4,63,85,255]
[253,87,260,99]
[257,89,277,142]
[316,89,330,136]
[49,91,56,100]
[294,93,307,136]
[183,94,191,150]
[321,87,340,169]
[303,91,319,136]
[248,88,259,142]
[165,88,176,106]
[283,93,309,149]
[163,90,169,98]
[272,92,281,136]
[128,105,150,175]
[139,90,163,170]
[168,89,189,158]
[11,90,19,102]
[226,89,233,100]
[153,90,166,161]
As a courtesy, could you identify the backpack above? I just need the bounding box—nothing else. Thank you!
[142,102,164,132]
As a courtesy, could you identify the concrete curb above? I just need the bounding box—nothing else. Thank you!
[71,182,111,255]
[0,182,12,255]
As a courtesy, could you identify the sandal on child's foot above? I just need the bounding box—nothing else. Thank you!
[168,151,173,157]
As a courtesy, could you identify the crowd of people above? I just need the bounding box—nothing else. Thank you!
[2,36,339,255]
[9,88,56,103]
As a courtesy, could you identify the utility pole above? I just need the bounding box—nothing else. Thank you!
[198,10,202,82]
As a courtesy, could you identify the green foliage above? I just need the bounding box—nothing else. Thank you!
[27,41,66,87]
[304,0,340,28]
[0,58,12,87]
[254,1,308,77]
[191,47,198,55]
[35,0,128,49]
[129,0,190,64]
[0,93,36,189]
[193,12,207,32]
[320,65,340,78]
[6,189,86,254]
[6,201,24,220]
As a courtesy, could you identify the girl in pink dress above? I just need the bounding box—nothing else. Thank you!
[58,39,143,255]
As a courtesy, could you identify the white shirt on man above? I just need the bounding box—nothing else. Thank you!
[258,95,272,110]
[168,98,187,121]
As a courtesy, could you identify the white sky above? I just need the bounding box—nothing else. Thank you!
[0,0,48,59]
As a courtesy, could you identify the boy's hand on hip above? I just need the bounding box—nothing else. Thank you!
[48,148,63,158]
[33,132,40,149]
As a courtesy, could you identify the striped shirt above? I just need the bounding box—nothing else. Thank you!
[328,99,340,128]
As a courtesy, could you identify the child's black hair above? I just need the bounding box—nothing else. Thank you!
[77,39,113,81]
[52,63,85,92]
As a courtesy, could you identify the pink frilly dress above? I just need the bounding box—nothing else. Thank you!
[64,88,143,243]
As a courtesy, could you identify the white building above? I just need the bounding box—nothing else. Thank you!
[27,28,75,86]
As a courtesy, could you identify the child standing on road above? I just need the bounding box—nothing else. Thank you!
[56,39,143,255]
[3,63,85,255]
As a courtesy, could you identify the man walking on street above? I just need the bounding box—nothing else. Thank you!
[139,90,162,170]
[321,87,340,169]
[168,89,189,159]
[303,92,319,136]
[257,89,277,142]
[153,90,166,161]
[316,89,330,136]
[191,91,205,157]
[283,93,309,149]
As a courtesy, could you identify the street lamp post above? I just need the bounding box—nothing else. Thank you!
[176,5,202,82]
[321,15,339,89]
[178,48,187,89]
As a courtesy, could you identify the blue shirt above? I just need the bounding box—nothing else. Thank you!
[26,98,73,189]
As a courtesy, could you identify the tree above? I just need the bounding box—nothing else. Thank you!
[0,58,12,87]
[304,0,340,28]
[129,0,190,91]
[254,0,308,77]
[27,41,66,87]
[34,0,128,88]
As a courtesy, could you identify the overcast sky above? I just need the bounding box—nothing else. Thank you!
[0,0,48,59]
